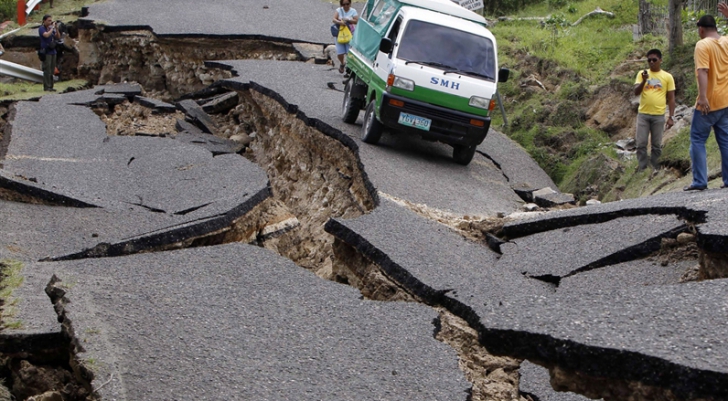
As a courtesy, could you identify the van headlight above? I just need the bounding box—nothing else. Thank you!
[469,96,490,110]
[393,76,415,91]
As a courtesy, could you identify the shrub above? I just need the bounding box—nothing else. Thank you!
[548,0,569,10]
[557,81,589,101]
[560,151,622,202]
[0,0,15,23]
[661,127,691,173]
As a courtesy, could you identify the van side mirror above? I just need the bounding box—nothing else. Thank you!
[498,68,510,83]
[380,38,393,54]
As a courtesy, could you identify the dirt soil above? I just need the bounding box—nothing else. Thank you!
[100,100,185,137]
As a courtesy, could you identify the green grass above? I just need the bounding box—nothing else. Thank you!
[0,79,89,101]
[0,259,24,329]
[492,0,640,81]
[4,320,22,329]
[661,127,691,171]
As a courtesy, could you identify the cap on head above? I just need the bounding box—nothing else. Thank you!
[697,15,717,28]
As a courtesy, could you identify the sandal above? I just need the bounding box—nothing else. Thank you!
[339,64,345,74]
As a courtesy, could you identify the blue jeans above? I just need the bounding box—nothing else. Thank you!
[689,108,728,187]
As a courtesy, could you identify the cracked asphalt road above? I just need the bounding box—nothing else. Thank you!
[1,1,727,400]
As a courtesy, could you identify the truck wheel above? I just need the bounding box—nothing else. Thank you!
[453,145,476,165]
[361,100,383,144]
[342,79,363,124]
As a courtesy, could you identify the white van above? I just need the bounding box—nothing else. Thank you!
[342,0,508,165]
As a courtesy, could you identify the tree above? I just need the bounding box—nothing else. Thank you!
[668,0,684,56]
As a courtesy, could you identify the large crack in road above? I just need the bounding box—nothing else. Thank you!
[0,22,724,401]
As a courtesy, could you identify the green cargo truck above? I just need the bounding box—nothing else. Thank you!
[341,0,509,165]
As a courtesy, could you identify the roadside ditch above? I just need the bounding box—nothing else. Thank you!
[0,24,712,401]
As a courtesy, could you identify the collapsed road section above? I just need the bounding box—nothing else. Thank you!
[325,192,728,401]
[1,20,726,401]
[0,72,535,399]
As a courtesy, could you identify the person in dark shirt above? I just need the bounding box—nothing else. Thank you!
[39,14,60,92]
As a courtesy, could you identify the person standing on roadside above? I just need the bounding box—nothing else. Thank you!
[634,49,676,172]
[332,0,358,74]
[39,15,60,92]
[684,14,728,191]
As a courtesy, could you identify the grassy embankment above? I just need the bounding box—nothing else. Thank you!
[489,0,725,202]
[0,259,23,330]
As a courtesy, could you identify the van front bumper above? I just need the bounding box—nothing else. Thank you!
[379,92,490,147]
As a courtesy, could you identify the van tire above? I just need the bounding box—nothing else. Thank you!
[342,79,363,124]
[453,145,476,165]
[361,100,383,144]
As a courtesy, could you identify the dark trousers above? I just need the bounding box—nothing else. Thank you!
[635,113,664,170]
[42,53,56,90]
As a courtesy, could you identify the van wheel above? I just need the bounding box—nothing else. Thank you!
[453,145,476,165]
[361,100,383,144]
[342,78,363,124]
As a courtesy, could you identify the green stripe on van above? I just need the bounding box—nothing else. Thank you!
[390,85,489,117]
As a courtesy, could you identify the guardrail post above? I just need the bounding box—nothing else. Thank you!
[17,0,27,26]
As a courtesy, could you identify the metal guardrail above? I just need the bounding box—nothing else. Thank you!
[0,28,22,40]
[26,0,42,16]
[0,60,43,83]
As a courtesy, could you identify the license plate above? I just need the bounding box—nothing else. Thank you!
[398,112,431,131]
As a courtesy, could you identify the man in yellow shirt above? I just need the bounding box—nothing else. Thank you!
[634,49,676,172]
[685,15,728,191]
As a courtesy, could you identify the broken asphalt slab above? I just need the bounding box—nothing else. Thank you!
[0,199,204,262]
[479,131,557,195]
[176,99,218,134]
[12,243,470,400]
[208,59,556,216]
[0,259,64,357]
[325,196,728,399]
[82,0,340,44]
[557,257,695,294]
[497,214,687,281]
[501,189,728,253]
[136,96,177,113]
[519,361,592,401]
[200,91,239,114]
[172,132,245,156]
[1,89,270,259]
[325,198,553,310]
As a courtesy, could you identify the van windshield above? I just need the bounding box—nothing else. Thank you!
[397,20,495,81]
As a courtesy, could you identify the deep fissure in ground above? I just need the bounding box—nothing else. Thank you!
[0,26,714,401]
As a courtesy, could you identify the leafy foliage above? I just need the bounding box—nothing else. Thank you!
[548,0,570,10]
[483,0,536,17]
[0,0,15,22]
